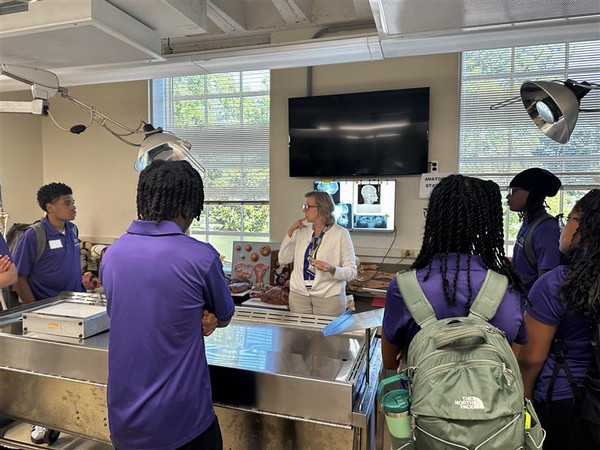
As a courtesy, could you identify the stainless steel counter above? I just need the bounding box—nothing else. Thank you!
[0,292,383,449]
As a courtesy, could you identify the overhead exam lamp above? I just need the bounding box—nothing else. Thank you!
[491,79,600,144]
[0,64,204,172]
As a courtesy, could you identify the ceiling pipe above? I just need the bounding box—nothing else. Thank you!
[307,20,376,96]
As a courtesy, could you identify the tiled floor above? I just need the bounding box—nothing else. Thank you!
[0,422,112,450]
[1,420,392,449]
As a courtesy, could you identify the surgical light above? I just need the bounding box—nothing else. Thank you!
[0,64,204,172]
[491,79,600,144]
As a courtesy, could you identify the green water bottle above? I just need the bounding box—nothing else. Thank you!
[377,374,412,440]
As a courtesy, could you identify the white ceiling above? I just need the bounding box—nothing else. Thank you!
[0,0,598,91]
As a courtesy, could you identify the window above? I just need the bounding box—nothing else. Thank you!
[152,70,270,264]
[459,41,600,252]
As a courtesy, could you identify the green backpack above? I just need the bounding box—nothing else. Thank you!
[396,269,545,449]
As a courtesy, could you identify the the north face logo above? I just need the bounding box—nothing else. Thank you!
[455,396,485,410]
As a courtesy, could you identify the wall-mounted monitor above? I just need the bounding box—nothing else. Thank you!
[314,180,395,232]
[290,88,429,177]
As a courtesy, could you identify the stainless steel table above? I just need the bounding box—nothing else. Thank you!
[0,292,384,449]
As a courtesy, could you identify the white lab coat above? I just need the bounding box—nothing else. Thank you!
[279,224,357,299]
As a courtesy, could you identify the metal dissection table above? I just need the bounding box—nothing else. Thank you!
[0,292,384,449]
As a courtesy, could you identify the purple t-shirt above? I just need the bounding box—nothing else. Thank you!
[0,235,10,258]
[527,265,592,402]
[12,218,84,300]
[512,209,561,293]
[101,220,235,450]
[383,254,527,347]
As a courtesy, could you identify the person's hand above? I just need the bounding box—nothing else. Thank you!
[396,349,403,373]
[82,271,101,290]
[287,219,306,237]
[312,259,335,274]
[202,310,218,337]
[0,255,11,273]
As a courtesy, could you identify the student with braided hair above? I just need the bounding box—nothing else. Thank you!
[382,175,528,370]
[101,160,234,450]
[519,189,600,450]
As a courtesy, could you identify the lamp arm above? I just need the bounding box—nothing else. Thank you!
[186,153,206,174]
[62,92,147,135]
[571,81,600,90]
[101,124,141,147]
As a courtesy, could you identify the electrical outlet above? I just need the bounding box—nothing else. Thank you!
[401,249,419,258]
[429,160,438,172]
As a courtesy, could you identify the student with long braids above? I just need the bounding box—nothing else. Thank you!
[382,175,528,370]
[507,168,562,292]
[101,160,235,450]
[518,189,600,450]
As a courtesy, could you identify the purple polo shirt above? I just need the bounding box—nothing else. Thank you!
[12,217,83,300]
[383,254,527,347]
[512,209,561,292]
[101,220,235,450]
[0,235,10,258]
[526,265,592,402]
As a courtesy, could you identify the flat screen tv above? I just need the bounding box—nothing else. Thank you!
[289,87,429,177]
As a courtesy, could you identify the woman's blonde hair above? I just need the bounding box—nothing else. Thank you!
[305,190,335,226]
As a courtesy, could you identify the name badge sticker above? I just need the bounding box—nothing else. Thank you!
[48,239,63,250]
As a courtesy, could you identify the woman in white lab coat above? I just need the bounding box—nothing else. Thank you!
[279,191,357,316]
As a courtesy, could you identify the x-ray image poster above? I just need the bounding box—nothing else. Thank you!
[314,180,341,203]
[333,203,352,229]
[313,180,395,232]
[356,183,381,214]
[354,215,388,229]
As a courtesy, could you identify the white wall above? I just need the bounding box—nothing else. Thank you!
[41,81,148,242]
[270,53,460,259]
[2,54,460,258]
[0,91,44,229]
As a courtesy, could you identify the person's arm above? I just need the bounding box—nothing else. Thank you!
[313,229,357,280]
[512,343,521,359]
[0,257,17,288]
[202,252,236,329]
[11,229,38,303]
[381,277,410,370]
[382,333,403,370]
[15,275,36,304]
[518,312,557,399]
[201,311,221,336]
[278,219,305,265]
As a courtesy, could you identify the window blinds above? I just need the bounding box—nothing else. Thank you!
[459,40,600,189]
[152,70,270,202]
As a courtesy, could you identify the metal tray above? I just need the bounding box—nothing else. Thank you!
[22,300,109,339]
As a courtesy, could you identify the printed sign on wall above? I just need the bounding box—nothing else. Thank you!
[419,173,452,199]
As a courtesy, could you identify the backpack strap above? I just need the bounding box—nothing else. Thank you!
[546,337,580,404]
[523,212,555,268]
[30,221,46,265]
[468,269,508,321]
[396,270,437,328]
[71,223,79,239]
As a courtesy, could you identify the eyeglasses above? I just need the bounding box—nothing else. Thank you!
[302,204,318,210]
[507,187,526,196]
[558,213,580,230]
